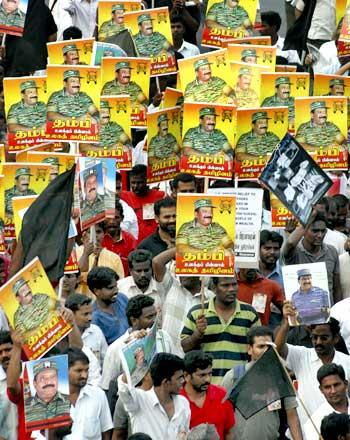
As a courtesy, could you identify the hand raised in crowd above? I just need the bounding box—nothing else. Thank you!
[82,231,94,256]
[194,314,207,337]
[10,328,24,348]
[284,217,298,234]
[60,306,76,325]
[282,300,298,322]
[93,242,103,258]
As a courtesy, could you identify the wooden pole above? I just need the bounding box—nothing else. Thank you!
[200,277,205,312]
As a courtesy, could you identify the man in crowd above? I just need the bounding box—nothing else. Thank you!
[170,173,196,199]
[115,172,139,240]
[321,413,350,440]
[171,15,199,58]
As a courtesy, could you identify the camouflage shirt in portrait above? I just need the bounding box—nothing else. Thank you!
[0,4,25,29]
[25,392,71,423]
[7,101,47,128]
[81,194,105,223]
[206,3,249,28]
[100,121,127,148]
[234,86,259,108]
[184,77,234,103]
[261,94,295,120]
[177,220,228,250]
[101,79,144,104]
[295,121,342,147]
[99,20,126,41]
[5,185,37,217]
[236,130,280,155]
[47,89,95,118]
[13,294,51,333]
[183,125,231,154]
[134,31,168,57]
[148,133,178,159]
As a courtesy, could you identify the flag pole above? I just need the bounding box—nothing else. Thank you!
[200,277,205,312]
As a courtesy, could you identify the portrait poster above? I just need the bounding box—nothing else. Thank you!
[47,38,94,66]
[64,247,79,274]
[23,354,71,431]
[294,96,348,170]
[0,257,72,359]
[259,133,333,226]
[224,36,271,46]
[230,61,267,108]
[123,7,176,76]
[201,0,258,48]
[178,50,236,105]
[26,152,77,182]
[270,192,293,228]
[180,102,236,179]
[15,143,72,162]
[120,319,157,388]
[234,106,288,180]
[282,262,330,326]
[161,87,183,109]
[0,0,28,36]
[275,65,297,73]
[4,76,47,151]
[227,44,276,71]
[337,39,350,62]
[12,195,38,240]
[146,107,181,183]
[260,72,310,132]
[46,65,101,142]
[175,193,235,276]
[101,56,150,127]
[340,4,350,42]
[92,41,127,66]
[2,163,50,240]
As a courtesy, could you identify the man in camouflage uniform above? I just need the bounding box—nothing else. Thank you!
[184,58,235,104]
[241,48,258,64]
[99,100,132,152]
[5,167,37,217]
[234,66,259,108]
[182,107,233,158]
[99,4,126,41]
[47,70,99,122]
[262,77,295,123]
[80,167,105,223]
[205,0,251,33]
[12,277,56,333]
[0,0,25,31]
[7,80,46,133]
[236,111,280,160]
[133,13,171,57]
[177,199,233,256]
[25,360,70,423]
[42,157,61,182]
[62,43,86,65]
[295,100,346,152]
[326,78,350,127]
[148,113,179,164]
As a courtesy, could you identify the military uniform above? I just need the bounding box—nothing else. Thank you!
[99,20,126,41]
[177,220,228,250]
[100,121,129,148]
[14,293,51,332]
[183,126,230,155]
[206,3,249,28]
[81,195,105,222]
[5,166,37,217]
[25,392,70,423]
[234,86,259,108]
[7,101,46,128]
[101,79,144,103]
[262,95,295,120]
[236,130,279,155]
[185,77,233,103]
[47,89,94,118]
[0,4,25,29]
[148,133,178,158]
[296,121,342,147]
[134,32,169,57]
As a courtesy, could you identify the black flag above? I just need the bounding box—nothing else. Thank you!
[230,347,296,419]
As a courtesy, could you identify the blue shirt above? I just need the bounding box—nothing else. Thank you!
[291,287,330,325]
[265,261,284,290]
[92,293,129,344]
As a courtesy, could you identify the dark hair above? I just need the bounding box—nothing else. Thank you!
[310,317,340,337]
[126,294,155,326]
[317,197,329,211]
[62,26,82,40]
[260,230,283,248]
[154,197,176,217]
[128,434,153,440]
[116,172,121,182]
[307,212,327,227]
[67,347,89,368]
[247,326,274,346]
[183,350,213,374]
[172,172,196,190]
[0,330,12,346]
[261,11,282,31]
[317,363,346,385]
[87,267,119,292]
[332,194,349,209]
[130,164,147,178]
[170,14,185,26]
[150,353,184,386]
[211,277,236,286]
[321,413,350,440]
[128,249,152,270]
[95,221,106,232]
[65,293,92,312]
[115,200,124,217]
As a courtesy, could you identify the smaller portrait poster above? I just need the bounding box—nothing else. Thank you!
[175,193,235,276]
[15,142,72,161]
[294,96,348,171]
[0,257,72,359]
[235,106,288,180]
[4,76,47,151]
[282,262,330,326]
[47,38,94,66]
[227,44,276,71]
[101,57,150,127]
[0,0,28,36]
[230,61,267,108]
[147,107,181,183]
[181,102,236,179]
[92,42,127,65]
[270,192,293,228]
[259,133,333,226]
[201,0,258,48]
[26,152,77,182]
[64,247,79,274]
[23,354,71,432]
[12,195,38,240]
[124,7,176,76]
[161,87,183,109]
[46,65,101,142]
[223,36,271,46]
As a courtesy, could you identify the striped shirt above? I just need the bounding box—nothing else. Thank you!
[181,297,260,384]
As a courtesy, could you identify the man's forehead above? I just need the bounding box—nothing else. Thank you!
[311,325,332,336]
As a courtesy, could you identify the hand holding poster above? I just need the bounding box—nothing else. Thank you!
[0,257,72,359]
[175,194,235,276]
[282,262,331,326]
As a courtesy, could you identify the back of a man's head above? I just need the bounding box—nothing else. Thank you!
[150,353,184,386]
[321,412,350,440]
[187,423,220,440]
[87,266,118,292]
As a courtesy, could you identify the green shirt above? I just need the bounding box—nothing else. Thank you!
[47,88,95,118]
[184,76,233,103]
[236,130,280,155]
[206,3,249,28]
[183,125,231,154]
[5,185,37,217]
[81,194,105,223]
[25,392,71,423]
[13,294,51,333]
[99,20,125,41]
[234,86,259,108]
[261,94,295,120]
[101,80,144,104]
[148,133,178,158]
[0,4,25,29]
[7,101,47,127]
[295,120,342,147]
[134,31,168,57]
[100,121,127,148]
[177,219,228,250]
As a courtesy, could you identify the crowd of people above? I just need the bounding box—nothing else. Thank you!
[1,0,350,440]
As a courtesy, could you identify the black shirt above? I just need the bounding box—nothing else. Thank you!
[138,229,168,258]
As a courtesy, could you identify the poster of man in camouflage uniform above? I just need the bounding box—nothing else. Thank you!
[5,167,37,218]
[47,38,94,65]
[233,66,259,108]
[99,4,127,41]
[262,77,295,123]
[227,43,276,71]
[0,0,27,36]
[79,163,105,229]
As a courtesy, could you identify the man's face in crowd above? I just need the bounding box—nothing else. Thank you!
[238,74,251,90]
[167,370,185,395]
[16,174,31,192]
[34,368,58,403]
[140,20,153,36]
[260,240,280,268]
[112,11,124,24]
[330,84,344,96]
[105,217,121,236]
[131,260,152,290]
[253,118,268,135]
[158,120,168,137]
[2,0,19,13]
[312,108,327,126]
[64,50,80,65]
[214,277,238,305]
[171,21,185,40]
[62,273,79,294]
[175,180,196,195]
[85,174,97,203]
[94,276,118,305]
[276,84,290,100]
[336,205,348,227]
[240,268,258,283]
[201,115,216,133]
[134,304,157,330]
[180,276,201,293]
[319,374,348,406]
[100,108,111,125]
[304,220,327,247]
[17,284,33,306]
[259,21,274,37]
[22,87,38,106]
[195,206,213,227]
[117,68,131,85]
[95,224,105,245]
[65,77,81,95]
[156,206,176,237]
[130,174,147,196]
[0,341,12,372]
[196,65,212,83]
[69,361,89,389]
[187,365,212,393]
[248,335,272,362]
[74,303,93,331]
[298,274,313,292]
[311,324,338,357]
[115,180,122,198]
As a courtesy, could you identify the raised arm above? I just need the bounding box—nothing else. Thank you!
[152,248,175,282]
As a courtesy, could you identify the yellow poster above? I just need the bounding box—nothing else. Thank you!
[12,195,38,239]
[235,106,288,180]
[270,192,293,228]
[275,65,297,72]
[227,44,276,71]
[47,38,94,66]
[101,57,150,127]
[294,96,348,170]
[46,65,101,142]
[4,76,47,151]
[161,87,183,109]
[16,142,71,162]
[175,194,235,276]
[230,61,267,108]
[224,36,271,46]
[26,152,77,182]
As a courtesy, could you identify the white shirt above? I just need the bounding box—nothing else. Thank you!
[312,40,340,75]
[324,229,346,256]
[119,199,139,240]
[82,345,102,387]
[64,384,113,439]
[296,0,336,41]
[0,366,17,440]
[101,328,174,390]
[0,306,9,330]
[49,0,73,40]
[132,138,147,166]
[82,324,108,365]
[286,344,350,426]
[331,298,350,353]
[118,276,164,309]
[117,375,190,440]
[339,253,350,299]
[177,40,200,58]
[61,0,98,37]
[275,36,301,64]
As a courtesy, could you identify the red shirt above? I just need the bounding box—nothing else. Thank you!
[102,231,137,275]
[181,384,235,440]
[120,189,165,244]
[7,379,32,440]
[237,273,285,325]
